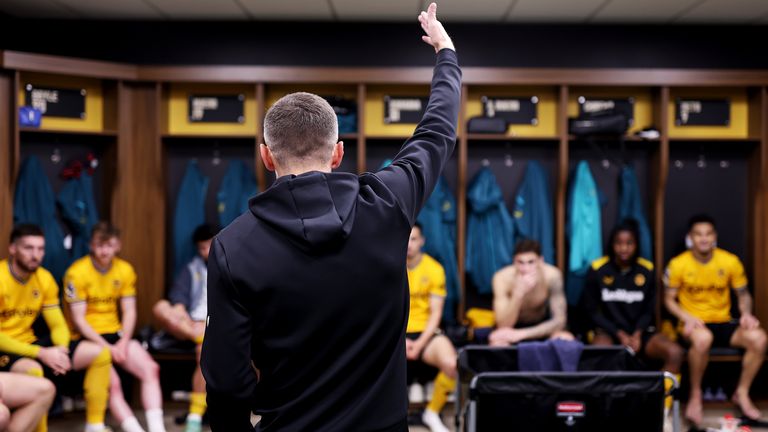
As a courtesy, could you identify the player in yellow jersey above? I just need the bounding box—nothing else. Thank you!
[405,224,457,432]
[65,223,166,432]
[664,215,766,426]
[152,224,217,432]
[0,224,112,432]
[0,371,56,432]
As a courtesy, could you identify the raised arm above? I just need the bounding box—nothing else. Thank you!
[374,3,461,225]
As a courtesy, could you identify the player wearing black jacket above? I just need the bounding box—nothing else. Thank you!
[200,4,460,431]
[582,220,683,374]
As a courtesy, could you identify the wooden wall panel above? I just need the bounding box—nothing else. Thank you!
[0,71,13,253]
[749,87,768,325]
[112,82,165,328]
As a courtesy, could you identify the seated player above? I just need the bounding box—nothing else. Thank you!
[153,224,218,432]
[405,224,457,432]
[65,222,166,432]
[0,224,111,432]
[582,220,683,374]
[489,239,573,346]
[664,214,767,425]
[0,371,56,432]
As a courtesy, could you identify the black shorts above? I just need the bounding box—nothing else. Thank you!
[0,338,82,372]
[406,331,441,362]
[706,321,739,348]
[595,327,656,355]
[101,333,122,345]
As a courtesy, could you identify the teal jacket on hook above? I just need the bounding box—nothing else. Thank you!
[513,161,555,264]
[174,160,209,276]
[618,166,653,260]
[217,160,258,228]
[466,167,515,295]
[417,176,459,323]
[13,156,69,283]
[57,172,99,262]
[567,161,602,305]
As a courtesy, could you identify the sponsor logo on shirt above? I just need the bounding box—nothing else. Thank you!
[0,308,38,319]
[601,288,644,304]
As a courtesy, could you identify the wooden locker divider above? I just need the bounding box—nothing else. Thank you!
[652,87,671,324]
[357,83,366,174]
[113,81,166,328]
[456,84,469,321]
[748,87,768,325]
[0,71,15,253]
[255,83,267,190]
[556,85,569,272]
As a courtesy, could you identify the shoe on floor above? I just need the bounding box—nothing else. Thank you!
[422,409,450,432]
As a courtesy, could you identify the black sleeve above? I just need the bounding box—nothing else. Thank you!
[635,269,656,331]
[582,267,619,338]
[168,267,191,308]
[201,238,257,432]
[374,48,461,225]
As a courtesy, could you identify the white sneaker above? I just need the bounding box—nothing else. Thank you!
[409,383,425,404]
[422,409,450,432]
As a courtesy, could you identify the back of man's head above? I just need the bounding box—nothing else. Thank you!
[263,92,338,167]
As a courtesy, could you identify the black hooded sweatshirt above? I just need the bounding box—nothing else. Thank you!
[201,49,460,432]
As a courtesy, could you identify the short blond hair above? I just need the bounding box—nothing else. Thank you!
[263,92,338,165]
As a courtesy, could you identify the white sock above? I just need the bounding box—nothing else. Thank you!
[121,416,145,432]
[187,413,202,423]
[422,409,450,432]
[145,408,166,432]
[85,423,106,432]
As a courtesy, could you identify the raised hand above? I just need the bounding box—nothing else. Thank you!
[418,3,454,53]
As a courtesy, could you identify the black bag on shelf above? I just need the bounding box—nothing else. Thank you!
[568,111,629,136]
[467,116,507,134]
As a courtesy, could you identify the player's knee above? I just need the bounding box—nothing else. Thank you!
[38,378,57,402]
[153,300,169,319]
[690,331,713,351]
[145,358,160,379]
[666,343,685,366]
[746,329,767,352]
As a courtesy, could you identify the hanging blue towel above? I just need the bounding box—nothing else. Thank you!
[13,156,69,283]
[518,339,584,372]
[217,160,258,228]
[57,172,99,261]
[174,160,209,276]
[466,167,515,295]
[567,161,603,305]
[618,166,653,260]
[513,161,555,264]
[417,176,459,323]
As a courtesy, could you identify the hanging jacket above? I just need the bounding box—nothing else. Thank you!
[618,166,653,260]
[466,167,515,295]
[57,172,99,261]
[173,160,209,276]
[217,160,258,228]
[512,161,555,264]
[13,156,69,283]
[566,161,602,305]
[417,176,459,323]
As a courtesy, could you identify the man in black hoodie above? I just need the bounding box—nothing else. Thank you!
[200,4,460,431]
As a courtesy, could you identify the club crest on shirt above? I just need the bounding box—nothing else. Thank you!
[65,282,77,300]
[634,274,646,286]
[31,289,40,299]
[421,276,430,286]
[113,280,121,288]
[0,356,9,367]
[602,275,614,286]
[718,269,725,278]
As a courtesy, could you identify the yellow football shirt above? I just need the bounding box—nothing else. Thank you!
[64,256,137,335]
[665,248,748,323]
[406,254,446,334]
[0,260,60,344]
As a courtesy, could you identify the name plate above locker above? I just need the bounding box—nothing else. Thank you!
[482,96,538,125]
[578,97,635,126]
[25,84,86,119]
[384,96,428,124]
[675,99,730,126]
[188,94,245,123]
